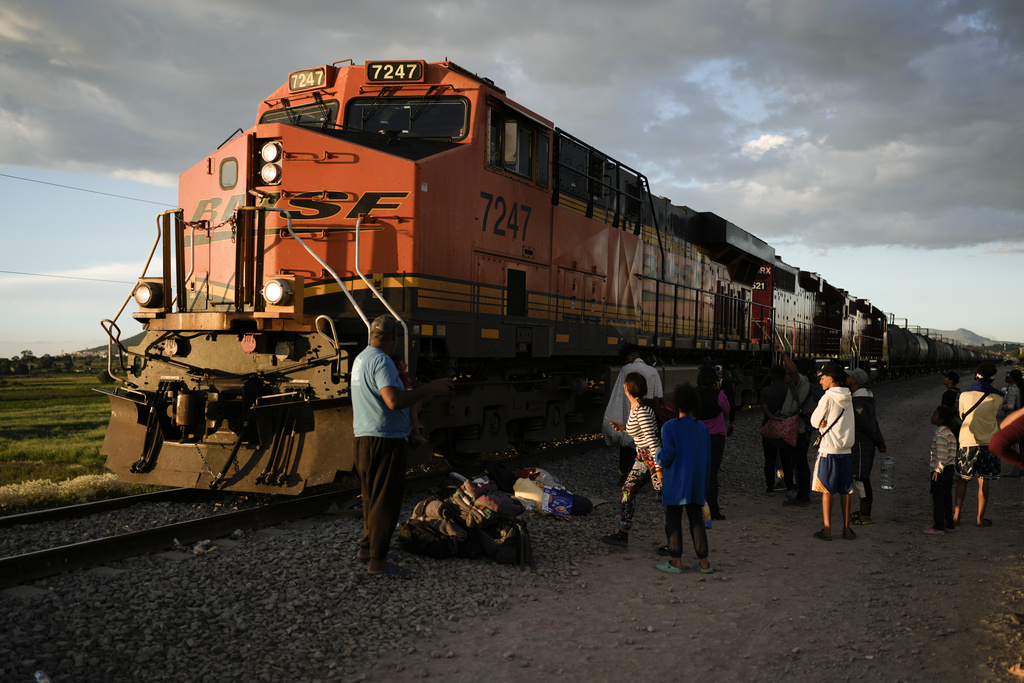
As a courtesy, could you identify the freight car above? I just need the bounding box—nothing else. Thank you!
[96,58,990,494]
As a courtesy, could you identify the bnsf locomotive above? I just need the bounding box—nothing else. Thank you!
[97,59,989,494]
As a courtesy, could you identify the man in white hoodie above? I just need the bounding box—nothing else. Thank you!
[810,362,856,541]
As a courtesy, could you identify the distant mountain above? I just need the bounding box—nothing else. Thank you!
[932,328,1020,348]
[80,332,146,354]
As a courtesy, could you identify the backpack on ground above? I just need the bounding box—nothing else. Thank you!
[397,518,459,559]
[397,517,483,560]
[474,519,535,568]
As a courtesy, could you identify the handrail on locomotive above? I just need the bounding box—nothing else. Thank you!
[100,205,409,382]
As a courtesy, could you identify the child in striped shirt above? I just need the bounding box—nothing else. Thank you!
[601,372,663,548]
[925,405,958,535]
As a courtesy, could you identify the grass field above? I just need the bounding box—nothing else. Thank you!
[0,373,152,512]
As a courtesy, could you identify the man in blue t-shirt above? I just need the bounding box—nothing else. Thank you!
[352,316,453,576]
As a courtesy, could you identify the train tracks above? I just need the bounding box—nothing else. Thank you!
[0,437,601,589]
[0,488,358,589]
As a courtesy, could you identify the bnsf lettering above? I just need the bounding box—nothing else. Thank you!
[189,191,407,223]
[288,192,350,220]
[642,254,696,287]
[345,192,409,219]
[191,197,224,223]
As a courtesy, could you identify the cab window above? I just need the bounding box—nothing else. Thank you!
[345,97,468,139]
[488,106,549,187]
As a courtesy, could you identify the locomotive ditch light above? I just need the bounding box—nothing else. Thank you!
[133,277,166,318]
[256,274,304,319]
[263,277,293,306]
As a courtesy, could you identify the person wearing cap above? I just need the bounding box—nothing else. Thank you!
[352,315,454,576]
[809,362,856,541]
[845,367,887,525]
[999,369,1023,420]
[953,362,1004,528]
[603,343,663,485]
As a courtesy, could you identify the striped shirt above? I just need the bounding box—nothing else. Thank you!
[930,425,957,472]
[626,404,661,452]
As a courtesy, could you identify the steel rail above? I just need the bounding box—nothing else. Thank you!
[0,488,192,529]
[0,489,357,589]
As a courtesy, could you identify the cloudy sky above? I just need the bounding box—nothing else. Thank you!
[1,0,1022,359]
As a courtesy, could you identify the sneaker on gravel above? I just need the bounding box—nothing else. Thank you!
[601,532,628,548]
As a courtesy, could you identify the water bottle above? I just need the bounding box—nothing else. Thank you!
[880,456,896,490]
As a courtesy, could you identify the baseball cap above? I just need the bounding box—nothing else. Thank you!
[845,367,869,386]
[817,362,845,383]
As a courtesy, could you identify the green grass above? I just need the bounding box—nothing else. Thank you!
[0,375,110,470]
[0,374,158,512]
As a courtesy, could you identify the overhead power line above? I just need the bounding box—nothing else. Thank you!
[0,269,135,285]
[0,172,175,207]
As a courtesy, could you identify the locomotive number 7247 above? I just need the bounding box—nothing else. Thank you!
[479,193,531,241]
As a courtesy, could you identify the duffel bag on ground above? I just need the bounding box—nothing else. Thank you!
[397,518,482,559]
[474,519,535,568]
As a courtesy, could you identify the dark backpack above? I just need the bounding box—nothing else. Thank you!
[397,518,482,559]
[648,397,678,426]
[474,519,535,568]
[397,519,458,559]
[481,460,518,493]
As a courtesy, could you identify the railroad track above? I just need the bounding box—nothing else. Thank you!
[0,488,193,529]
[0,436,603,588]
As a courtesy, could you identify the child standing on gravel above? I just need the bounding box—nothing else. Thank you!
[656,383,712,574]
[925,405,958,535]
[601,372,663,549]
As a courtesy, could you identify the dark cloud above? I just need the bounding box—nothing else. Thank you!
[2,0,1021,250]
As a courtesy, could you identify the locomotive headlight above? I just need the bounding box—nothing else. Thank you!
[134,280,163,308]
[260,163,282,185]
[263,277,293,306]
[260,141,283,163]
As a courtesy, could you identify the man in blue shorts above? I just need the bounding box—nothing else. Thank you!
[953,363,1004,527]
[809,362,855,541]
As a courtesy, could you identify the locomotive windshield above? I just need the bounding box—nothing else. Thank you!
[260,100,341,129]
[345,97,468,140]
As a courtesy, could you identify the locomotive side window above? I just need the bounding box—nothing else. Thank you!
[219,158,238,190]
[488,105,547,182]
[537,134,550,188]
[346,97,468,139]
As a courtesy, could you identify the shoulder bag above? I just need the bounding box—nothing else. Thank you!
[812,408,845,448]
[760,412,798,447]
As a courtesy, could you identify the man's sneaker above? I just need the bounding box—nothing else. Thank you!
[601,531,628,548]
[656,544,670,556]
